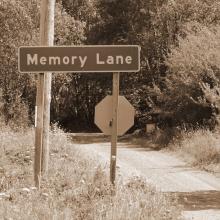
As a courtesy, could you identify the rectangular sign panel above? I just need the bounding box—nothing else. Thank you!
[18,45,140,73]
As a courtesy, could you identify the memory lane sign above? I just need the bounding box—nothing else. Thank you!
[18,44,141,186]
[18,45,140,73]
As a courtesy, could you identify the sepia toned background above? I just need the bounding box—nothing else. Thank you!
[1,1,220,220]
[1,0,220,134]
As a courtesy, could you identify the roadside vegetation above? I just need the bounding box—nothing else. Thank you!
[168,129,220,173]
[1,0,220,133]
[0,124,182,220]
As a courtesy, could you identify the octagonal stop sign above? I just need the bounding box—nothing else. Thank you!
[95,95,135,135]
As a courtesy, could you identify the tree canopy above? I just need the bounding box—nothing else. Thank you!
[1,0,220,132]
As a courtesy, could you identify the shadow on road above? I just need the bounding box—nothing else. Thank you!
[68,133,110,144]
[68,133,159,150]
[172,190,220,211]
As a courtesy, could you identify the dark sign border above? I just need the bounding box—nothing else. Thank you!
[18,45,141,73]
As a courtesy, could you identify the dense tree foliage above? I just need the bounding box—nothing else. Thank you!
[1,0,220,132]
[59,0,220,131]
[160,0,220,129]
[0,0,39,127]
[0,0,85,128]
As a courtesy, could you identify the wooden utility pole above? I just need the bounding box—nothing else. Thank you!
[41,0,55,175]
[110,72,120,184]
[34,0,55,187]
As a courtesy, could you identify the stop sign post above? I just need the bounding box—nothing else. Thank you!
[95,84,136,184]
[95,91,135,184]
[111,72,119,184]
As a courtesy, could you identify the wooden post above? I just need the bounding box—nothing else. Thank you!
[110,72,120,184]
[34,0,55,187]
[34,74,45,188]
[40,0,55,175]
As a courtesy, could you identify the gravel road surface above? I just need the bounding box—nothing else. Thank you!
[72,135,220,220]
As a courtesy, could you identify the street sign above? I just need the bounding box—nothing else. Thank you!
[18,45,140,73]
[95,95,135,135]
[18,0,140,186]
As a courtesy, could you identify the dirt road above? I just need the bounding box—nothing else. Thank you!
[72,135,220,220]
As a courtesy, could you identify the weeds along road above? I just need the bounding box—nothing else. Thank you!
[70,134,220,220]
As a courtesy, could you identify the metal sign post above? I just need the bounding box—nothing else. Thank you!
[110,73,120,184]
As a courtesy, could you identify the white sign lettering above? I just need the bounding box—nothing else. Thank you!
[96,53,133,65]
[27,54,38,65]
[26,54,88,68]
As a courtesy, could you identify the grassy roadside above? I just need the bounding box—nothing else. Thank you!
[0,126,182,220]
[168,129,220,173]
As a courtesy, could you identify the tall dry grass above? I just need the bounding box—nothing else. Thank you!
[0,125,182,220]
[170,129,220,170]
